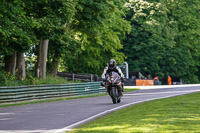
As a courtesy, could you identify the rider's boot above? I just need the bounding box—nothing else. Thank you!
[121,83,124,92]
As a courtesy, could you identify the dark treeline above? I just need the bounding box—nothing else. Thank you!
[0,0,200,84]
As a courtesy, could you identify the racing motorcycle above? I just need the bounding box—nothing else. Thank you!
[104,71,123,104]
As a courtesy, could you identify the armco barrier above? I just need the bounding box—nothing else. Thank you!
[0,82,105,104]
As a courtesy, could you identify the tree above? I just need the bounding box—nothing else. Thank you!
[163,0,200,83]
[123,0,200,83]
[61,0,131,75]
[123,0,176,78]
[24,0,77,78]
[16,53,26,80]
[0,0,38,79]
[47,27,81,76]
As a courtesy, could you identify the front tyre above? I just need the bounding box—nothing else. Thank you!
[110,87,117,104]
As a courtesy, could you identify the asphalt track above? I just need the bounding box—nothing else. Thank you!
[0,84,200,133]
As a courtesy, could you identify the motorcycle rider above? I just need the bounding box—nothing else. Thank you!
[101,59,125,93]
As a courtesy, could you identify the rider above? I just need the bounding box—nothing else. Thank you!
[101,59,125,92]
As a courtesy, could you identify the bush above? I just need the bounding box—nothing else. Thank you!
[26,75,35,85]
[0,71,77,86]
[34,75,71,85]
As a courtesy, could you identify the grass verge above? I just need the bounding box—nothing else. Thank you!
[69,92,200,133]
[0,88,139,107]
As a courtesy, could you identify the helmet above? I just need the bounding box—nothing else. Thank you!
[108,59,116,69]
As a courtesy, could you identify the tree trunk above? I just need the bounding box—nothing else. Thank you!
[50,56,60,76]
[37,39,49,78]
[5,52,17,75]
[16,53,26,80]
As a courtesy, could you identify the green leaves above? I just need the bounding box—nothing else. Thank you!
[1,0,199,83]
[62,0,130,74]
[166,0,200,83]
[0,0,36,55]
[122,0,200,83]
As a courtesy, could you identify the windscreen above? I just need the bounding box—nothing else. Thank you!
[106,71,120,80]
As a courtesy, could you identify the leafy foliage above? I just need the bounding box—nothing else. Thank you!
[24,0,77,40]
[0,0,37,55]
[1,0,200,84]
[164,0,200,83]
[62,0,130,74]
[123,0,200,83]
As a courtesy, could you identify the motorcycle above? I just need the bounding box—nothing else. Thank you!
[104,71,123,104]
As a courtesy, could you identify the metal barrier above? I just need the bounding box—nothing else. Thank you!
[0,82,105,104]
[57,72,100,82]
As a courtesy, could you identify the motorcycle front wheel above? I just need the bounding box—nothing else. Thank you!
[110,87,117,104]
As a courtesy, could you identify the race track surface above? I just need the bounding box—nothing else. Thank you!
[0,85,200,133]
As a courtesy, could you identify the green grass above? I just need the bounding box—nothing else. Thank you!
[124,88,140,93]
[69,92,200,133]
[0,88,139,107]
